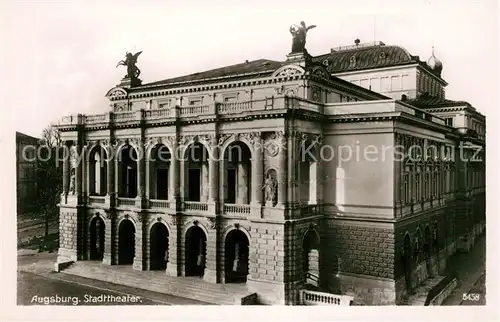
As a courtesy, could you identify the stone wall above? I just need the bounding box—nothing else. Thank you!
[57,207,80,263]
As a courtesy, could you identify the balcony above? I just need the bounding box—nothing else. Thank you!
[149,199,170,210]
[88,195,106,205]
[223,204,251,216]
[116,197,136,208]
[57,96,322,128]
[183,201,209,213]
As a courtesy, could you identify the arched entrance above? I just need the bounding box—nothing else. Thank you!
[224,230,250,283]
[118,219,135,265]
[403,234,413,294]
[150,222,169,270]
[303,230,320,285]
[185,226,207,277]
[89,216,105,260]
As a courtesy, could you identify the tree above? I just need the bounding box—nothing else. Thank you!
[32,125,62,239]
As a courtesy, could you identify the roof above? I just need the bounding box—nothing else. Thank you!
[313,44,418,73]
[16,131,39,142]
[141,59,285,88]
[406,94,470,108]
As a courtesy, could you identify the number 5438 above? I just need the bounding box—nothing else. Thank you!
[463,293,480,301]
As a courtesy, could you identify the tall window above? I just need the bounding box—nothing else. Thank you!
[424,168,430,200]
[444,118,454,127]
[403,172,409,204]
[415,168,421,201]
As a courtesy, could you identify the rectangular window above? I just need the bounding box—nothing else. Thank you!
[224,96,237,103]
[370,78,380,92]
[391,76,401,91]
[189,99,202,106]
[404,173,410,204]
[415,170,421,201]
[381,77,390,91]
[444,118,454,127]
[402,74,412,90]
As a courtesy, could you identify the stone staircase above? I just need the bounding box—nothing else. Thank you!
[61,261,253,305]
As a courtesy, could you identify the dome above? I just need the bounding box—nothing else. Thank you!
[427,47,443,76]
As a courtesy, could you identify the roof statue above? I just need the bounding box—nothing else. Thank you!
[289,21,316,54]
[116,51,143,80]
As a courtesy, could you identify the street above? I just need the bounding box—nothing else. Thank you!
[18,272,160,306]
[442,234,486,305]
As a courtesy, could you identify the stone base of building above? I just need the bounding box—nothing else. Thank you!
[203,268,218,283]
[54,247,77,272]
[247,278,285,305]
[338,272,396,305]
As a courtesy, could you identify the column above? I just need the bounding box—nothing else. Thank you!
[115,156,121,198]
[179,159,187,201]
[308,162,317,204]
[137,149,145,200]
[62,142,70,195]
[106,152,115,204]
[236,162,248,204]
[145,158,152,200]
[201,161,209,202]
[277,134,287,207]
[166,218,178,276]
[251,138,263,205]
[133,213,146,271]
[103,212,116,265]
[208,142,219,214]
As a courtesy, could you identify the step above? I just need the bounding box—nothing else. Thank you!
[62,262,250,305]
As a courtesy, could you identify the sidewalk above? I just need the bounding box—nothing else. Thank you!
[442,233,486,305]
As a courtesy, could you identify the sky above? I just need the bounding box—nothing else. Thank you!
[1,0,498,138]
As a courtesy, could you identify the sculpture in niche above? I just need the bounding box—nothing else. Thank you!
[263,170,278,206]
[69,168,76,195]
[116,51,143,79]
[289,21,316,53]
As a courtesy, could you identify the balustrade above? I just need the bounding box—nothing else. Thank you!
[116,197,136,207]
[183,201,209,212]
[179,105,211,117]
[113,111,136,122]
[144,109,171,119]
[88,196,106,205]
[223,204,251,215]
[300,290,353,306]
[217,101,252,114]
[149,199,170,209]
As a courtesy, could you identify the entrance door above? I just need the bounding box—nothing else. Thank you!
[225,230,249,283]
[188,168,201,201]
[150,223,169,270]
[185,226,207,277]
[89,217,105,260]
[118,220,135,265]
[156,168,169,199]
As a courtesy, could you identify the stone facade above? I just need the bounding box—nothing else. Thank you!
[55,37,486,305]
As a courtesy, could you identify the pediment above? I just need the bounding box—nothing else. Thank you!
[271,65,305,78]
[105,87,128,100]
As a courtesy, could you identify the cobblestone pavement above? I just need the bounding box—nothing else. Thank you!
[442,234,486,305]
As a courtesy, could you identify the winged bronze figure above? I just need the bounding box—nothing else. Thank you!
[116,51,143,79]
[289,21,316,53]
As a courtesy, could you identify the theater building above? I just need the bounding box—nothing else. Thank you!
[55,25,485,305]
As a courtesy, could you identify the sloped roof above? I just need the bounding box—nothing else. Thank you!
[141,59,285,88]
[406,94,470,108]
[313,45,418,73]
[16,131,39,142]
